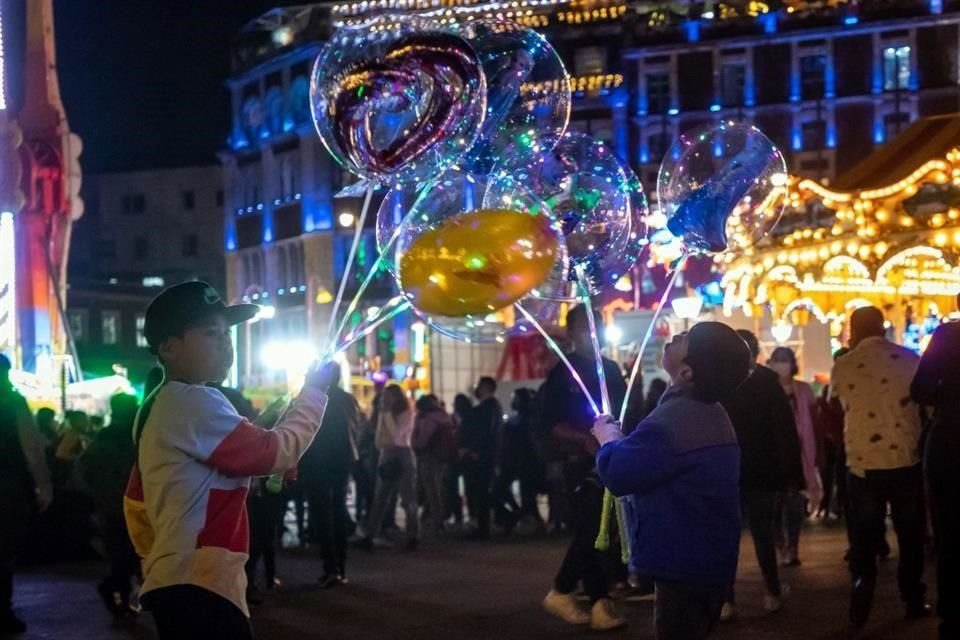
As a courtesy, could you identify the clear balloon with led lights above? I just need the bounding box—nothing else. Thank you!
[450,18,572,175]
[658,121,788,256]
[310,14,487,185]
[393,169,567,343]
[485,132,648,301]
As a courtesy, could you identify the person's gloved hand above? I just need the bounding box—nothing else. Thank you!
[591,415,624,447]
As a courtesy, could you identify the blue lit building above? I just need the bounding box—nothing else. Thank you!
[223,0,960,386]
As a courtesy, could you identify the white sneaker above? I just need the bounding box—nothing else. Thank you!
[543,590,590,625]
[590,598,627,631]
[764,582,790,613]
[719,601,737,622]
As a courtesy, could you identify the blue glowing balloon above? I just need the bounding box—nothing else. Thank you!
[658,121,787,255]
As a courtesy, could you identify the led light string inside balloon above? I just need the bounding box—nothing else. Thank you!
[618,258,685,425]
[575,265,611,417]
[513,301,601,417]
[325,184,378,349]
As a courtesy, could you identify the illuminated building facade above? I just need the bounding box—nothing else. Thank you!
[222,0,960,387]
[0,0,82,383]
[722,114,960,376]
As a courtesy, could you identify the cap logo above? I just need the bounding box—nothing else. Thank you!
[203,287,221,305]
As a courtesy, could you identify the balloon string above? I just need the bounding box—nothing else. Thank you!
[331,296,410,356]
[325,183,376,349]
[513,302,601,418]
[576,269,611,417]
[618,260,686,425]
[329,210,406,351]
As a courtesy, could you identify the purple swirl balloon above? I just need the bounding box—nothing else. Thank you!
[312,17,487,185]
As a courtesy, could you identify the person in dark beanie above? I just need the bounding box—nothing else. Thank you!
[719,330,802,621]
[82,393,141,617]
[592,322,750,640]
[911,298,960,640]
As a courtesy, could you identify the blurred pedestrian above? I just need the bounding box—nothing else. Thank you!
[492,388,544,534]
[35,407,58,448]
[300,366,359,587]
[643,379,668,419]
[720,330,803,621]
[768,346,822,566]
[911,303,960,640]
[411,394,456,535]
[82,393,141,617]
[459,377,503,541]
[0,355,52,633]
[815,348,849,519]
[444,394,472,527]
[357,385,418,551]
[831,306,929,631]
[540,305,627,631]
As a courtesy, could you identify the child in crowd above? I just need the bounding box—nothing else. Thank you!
[123,282,334,640]
[591,322,750,640]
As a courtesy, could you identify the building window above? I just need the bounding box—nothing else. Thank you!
[883,46,911,91]
[720,64,745,107]
[182,190,195,210]
[574,47,606,76]
[136,315,148,348]
[102,311,120,345]
[884,112,910,141]
[134,236,149,260]
[647,73,670,115]
[95,240,116,259]
[122,194,146,215]
[182,234,199,257]
[800,55,826,100]
[216,189,224,207]
[802,120,827,150]
[648,133,670,163]
[68,310,87,343]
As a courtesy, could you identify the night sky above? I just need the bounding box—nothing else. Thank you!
[53,0,294,174]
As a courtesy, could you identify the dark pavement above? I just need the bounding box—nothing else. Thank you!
[10,523,939,639]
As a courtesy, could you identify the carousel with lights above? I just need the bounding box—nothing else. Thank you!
[719,114,960,373]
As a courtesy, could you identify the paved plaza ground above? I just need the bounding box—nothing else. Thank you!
[10,522,939,639]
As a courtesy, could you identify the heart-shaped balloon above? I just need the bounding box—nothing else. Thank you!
[311,16,487,185]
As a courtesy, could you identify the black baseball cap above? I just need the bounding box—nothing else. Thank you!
[143,281,259,354]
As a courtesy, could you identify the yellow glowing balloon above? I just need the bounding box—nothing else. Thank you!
[399,208,561,317]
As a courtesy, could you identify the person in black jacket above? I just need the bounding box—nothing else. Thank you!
[0,355,52,634]
[911,315,960,640]
[82,393,141,617]
[719,330,804,621]
[299,367,359,587]
[459,377,503,540]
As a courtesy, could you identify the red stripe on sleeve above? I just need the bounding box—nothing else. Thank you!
[206,419,280,477]
[125,465,144,501]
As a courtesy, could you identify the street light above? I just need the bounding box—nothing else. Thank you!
[338,211,356,228]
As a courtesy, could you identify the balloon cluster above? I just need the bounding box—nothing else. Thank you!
[312,14,647,342]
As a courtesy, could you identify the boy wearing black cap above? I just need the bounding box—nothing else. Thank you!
[123,282,334,640]
[592,322,750,640]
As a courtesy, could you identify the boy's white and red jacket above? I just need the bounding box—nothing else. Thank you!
[123,382,327,616]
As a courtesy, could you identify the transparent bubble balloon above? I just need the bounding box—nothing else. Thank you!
[658,121,788,255]
[450,19,571,175]
[375,183,419,275]
[394,169,567,343]
[310,14,487,185]
[487,132,648,301]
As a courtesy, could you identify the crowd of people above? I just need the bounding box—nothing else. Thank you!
[0,281,956,640]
